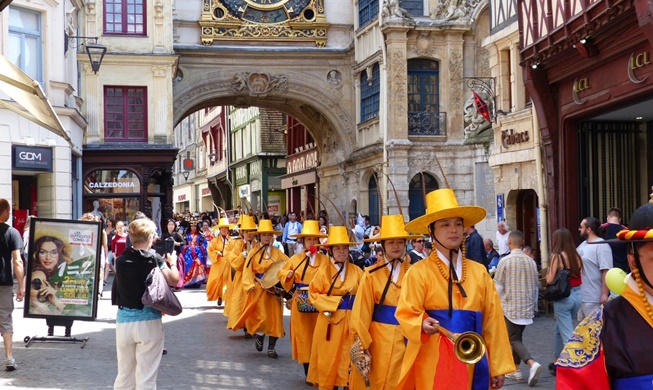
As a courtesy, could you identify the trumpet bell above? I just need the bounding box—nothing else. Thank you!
[453,331,486,364]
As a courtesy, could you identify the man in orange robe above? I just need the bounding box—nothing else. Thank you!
[206,217,234,306]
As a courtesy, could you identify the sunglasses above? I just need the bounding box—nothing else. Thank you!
[415,240,424,243]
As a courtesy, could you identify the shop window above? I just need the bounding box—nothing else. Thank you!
[360,64,380,123]
[408,59,443,135]
[104,86,147,141]
[358,0,379,28]
[8,7,42,84]
[104,0,146,35]
[409,172,439,220]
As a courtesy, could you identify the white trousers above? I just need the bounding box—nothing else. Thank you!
[114,319,164,390]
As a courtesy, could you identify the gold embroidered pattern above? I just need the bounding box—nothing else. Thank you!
[557,307,603,368]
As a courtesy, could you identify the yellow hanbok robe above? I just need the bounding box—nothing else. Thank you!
[307,261,363,390]
[349,255,411,390]
[233,245,288,338]
[395,253,514,390]
[206,234,230,301]
[225,239,258,330]
[278,250,329,363]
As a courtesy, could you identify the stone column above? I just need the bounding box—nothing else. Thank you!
[386,140,412,218]
[84,64,101,143]
[384,27,410,140]
[151,65,169,143]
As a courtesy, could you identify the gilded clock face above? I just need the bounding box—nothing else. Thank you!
[222,0,312,23]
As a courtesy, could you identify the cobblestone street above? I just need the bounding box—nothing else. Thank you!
[0,279,558,389]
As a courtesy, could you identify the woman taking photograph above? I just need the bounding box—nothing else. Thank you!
[104,218,116,284]
[112,218,179,389]
[545,228,583,375]
[28,232,73,315]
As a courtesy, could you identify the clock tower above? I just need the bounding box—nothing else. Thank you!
[199,0,329,46]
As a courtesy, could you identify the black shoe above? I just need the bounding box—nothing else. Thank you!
[217,298,223,306]
[548,362,556,376]
[162,348,167,355]
[267,349,278,359]
[255,335,264,351]
[244,333,253,339]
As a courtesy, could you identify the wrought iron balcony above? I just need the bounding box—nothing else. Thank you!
[408,111,446,136]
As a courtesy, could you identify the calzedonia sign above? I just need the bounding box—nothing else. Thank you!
[13,145,53,172]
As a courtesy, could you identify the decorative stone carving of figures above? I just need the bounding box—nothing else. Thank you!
[431,0,479,21]
[382,0,416,23]
[463,90,494,144]
[327,70,342,86]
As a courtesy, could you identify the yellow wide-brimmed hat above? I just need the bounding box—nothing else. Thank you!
[32,229,73,260]
[292,220,328,238]
[316,225,360,247]
[364,214,418,242]
[213,217,235,230]
[238,215,257,231]
[254,219,282,235]
[405,188,486,234]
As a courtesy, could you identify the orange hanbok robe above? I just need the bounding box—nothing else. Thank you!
[307,261,363,390]
[278,250,329,363]
[395,254,514,390]
[233,246,288,338]
[225,239,258,330]
[206,234,230,301]
[349,255,412,390]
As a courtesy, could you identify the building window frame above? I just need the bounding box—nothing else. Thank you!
[8,6,43,84]
[401,0,424,17]
[103,0,147,36]
[358,0,379,28]
[103,86,148,142]
[360,64,381,123]
[408,59,444,136]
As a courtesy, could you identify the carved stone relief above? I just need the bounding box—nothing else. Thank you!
[448,51,463,109]
[382,0,416,24]
[390,51,408,115]
[230,72,289,96]
[416,32,434,57]
[430,0,482,22]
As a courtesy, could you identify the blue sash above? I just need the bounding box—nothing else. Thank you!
[372,304,399,325]
[614,374,653,390]
[295,283,309,289]
[255,273,264,279]
[338,295,355,310]
[425,309,489,390]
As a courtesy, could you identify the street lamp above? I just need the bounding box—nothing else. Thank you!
[65,33,107,74]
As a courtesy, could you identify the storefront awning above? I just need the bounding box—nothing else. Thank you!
[0,55,72,145]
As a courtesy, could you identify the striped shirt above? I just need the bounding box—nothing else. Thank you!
[493,249,539,324]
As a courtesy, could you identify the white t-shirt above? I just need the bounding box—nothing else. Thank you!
[577,238,613,304]
[496,230,510,255]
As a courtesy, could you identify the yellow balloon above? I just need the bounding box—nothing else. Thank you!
[605,268,627,295]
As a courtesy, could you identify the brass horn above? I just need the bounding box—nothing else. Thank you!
[436,325,486,364]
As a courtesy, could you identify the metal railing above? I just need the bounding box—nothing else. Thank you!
[408,111,446,136]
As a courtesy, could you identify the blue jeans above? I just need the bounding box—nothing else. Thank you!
[552,286,582,358]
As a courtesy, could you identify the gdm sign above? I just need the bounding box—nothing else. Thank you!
[13,145,53,172]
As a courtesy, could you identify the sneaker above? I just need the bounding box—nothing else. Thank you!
[505,370,523,380]
[5,357,16,371]
[528,362,543,386]
[548,362,557,376]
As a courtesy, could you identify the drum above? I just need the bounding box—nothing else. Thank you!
[295,289,318,313]
[259,260,287,289]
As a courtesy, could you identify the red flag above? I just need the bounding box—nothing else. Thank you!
[472,90,492,123]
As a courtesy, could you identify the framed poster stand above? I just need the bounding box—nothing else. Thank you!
[22,217,102,349]
[24,318,89,348]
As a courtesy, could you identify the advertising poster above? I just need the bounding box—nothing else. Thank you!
[24,218,102,321]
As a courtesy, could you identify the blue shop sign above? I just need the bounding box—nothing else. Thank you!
[13,145,53,172]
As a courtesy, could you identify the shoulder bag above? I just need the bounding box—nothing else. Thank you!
[142,259,183,316]
[543,253,572,301]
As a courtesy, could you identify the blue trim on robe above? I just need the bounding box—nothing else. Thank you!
[426,309,489,390]
[372,304,399,325]
[255,273,264,279]
[295,283,309,289]
[338,295,355,310]
[613,374,653,390]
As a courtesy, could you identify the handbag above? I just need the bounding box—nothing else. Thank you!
[295,289,318,313]
[142,262,183,316]
[543,253,572,301]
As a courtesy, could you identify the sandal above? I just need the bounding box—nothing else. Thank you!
[255,335,264,352]
[267,349,278,359]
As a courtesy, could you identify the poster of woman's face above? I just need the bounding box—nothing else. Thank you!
[24,218,102,321]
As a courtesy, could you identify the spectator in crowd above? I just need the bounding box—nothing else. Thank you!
[485,238,500,272]
[423,241,432,256]
[496,221,511,256]
[282,212,302,257]
[577,217,613,319]
[546,228,583,376]
[408,238,426,264]
[601,207,629,273]
[522,245,541,271]
[464,225,486,266]
[494,231,543,385]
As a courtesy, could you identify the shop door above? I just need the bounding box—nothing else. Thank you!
[517,190,538,256]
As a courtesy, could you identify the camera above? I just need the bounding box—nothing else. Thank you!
[164,238,175,254]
